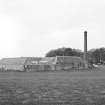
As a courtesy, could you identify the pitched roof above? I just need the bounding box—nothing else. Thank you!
[56,56,84,64]
[0,57,27,65]
[0,56,84,66]
[25,57,42,65]
[39,57,56,64]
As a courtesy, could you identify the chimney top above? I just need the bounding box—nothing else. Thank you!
[84,31,87,33]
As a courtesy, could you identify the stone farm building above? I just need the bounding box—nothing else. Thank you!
[0,56,85,71]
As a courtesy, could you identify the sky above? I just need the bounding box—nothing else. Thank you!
[0,0,105,58]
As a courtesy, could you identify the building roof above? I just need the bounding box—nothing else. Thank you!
[0,57,27,65]
[39,57,56,65]
[0,56,84,66]
[25,57,42,65]
[56,56,84,64]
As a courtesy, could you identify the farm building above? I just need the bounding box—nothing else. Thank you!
[55,56,85,70]
[0,56,85,71]
[0,57,27,71]
[24,57,56,71]
[0,57,42,71]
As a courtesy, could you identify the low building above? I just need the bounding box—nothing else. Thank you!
[0,57,27,71]
[24,57,56,71]
[55,56,85,70]
[0,56,85,71]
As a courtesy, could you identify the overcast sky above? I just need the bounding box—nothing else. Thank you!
[0,0,105,58]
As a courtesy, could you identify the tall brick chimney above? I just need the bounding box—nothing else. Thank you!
[84,31,88,68]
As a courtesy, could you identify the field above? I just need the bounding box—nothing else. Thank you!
[1,70,105,105]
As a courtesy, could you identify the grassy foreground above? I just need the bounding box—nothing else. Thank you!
[0,70,105,105]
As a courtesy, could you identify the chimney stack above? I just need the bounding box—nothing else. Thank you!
[84,31,88,68]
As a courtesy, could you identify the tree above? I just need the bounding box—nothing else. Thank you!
[88,47,105,64]
[45,47,83,57]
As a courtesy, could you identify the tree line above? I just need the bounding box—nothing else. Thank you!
[45,47,105,65]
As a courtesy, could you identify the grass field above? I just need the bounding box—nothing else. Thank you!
[0,70,105,105]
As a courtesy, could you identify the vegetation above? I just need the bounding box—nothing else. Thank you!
[88,47,105,64]
[46,47,105,65]
[45,47,83,57]
[0,71,105,104]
